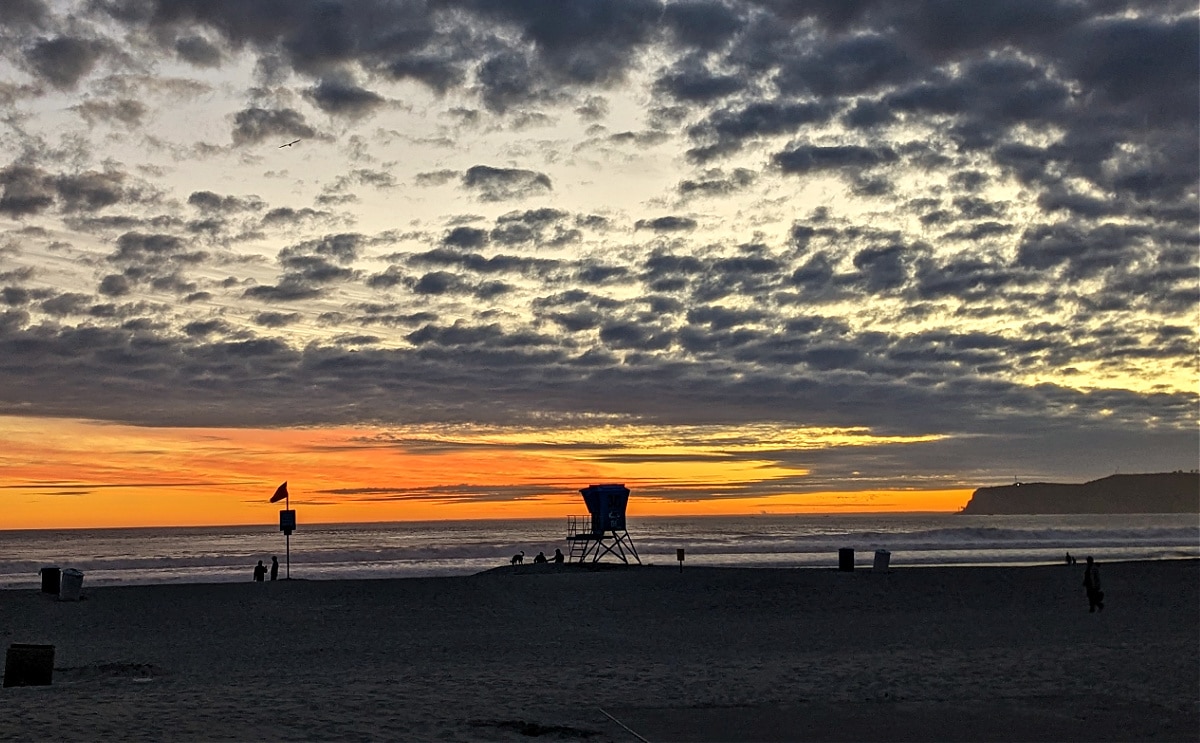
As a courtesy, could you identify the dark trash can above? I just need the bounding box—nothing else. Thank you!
[4,644,55,687]
[838,548,855,572]
[39,566,60,595]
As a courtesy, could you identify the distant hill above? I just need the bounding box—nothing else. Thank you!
[960,472,1200,515]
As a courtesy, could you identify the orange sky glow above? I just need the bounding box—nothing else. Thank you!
[0,416,971,529]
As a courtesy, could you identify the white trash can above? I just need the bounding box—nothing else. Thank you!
[873,550,891,573]
[58,569,84,601]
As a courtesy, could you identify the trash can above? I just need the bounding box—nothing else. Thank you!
[39,566,61,594]
[873,549,891,573]
[838,548,855,572]
[58,569,84,601]
[4,644,54,687]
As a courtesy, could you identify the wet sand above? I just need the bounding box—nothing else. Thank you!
[1,560,1196,742]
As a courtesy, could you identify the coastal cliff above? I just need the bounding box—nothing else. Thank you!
[961,472,1200,515]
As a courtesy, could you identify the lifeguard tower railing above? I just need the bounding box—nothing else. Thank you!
[565,484,640,564]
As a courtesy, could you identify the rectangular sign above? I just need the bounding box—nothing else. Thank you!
[279,509,296,535]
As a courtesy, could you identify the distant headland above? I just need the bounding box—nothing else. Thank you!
[960,472,1200,515]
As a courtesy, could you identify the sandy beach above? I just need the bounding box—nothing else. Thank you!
[1,560,1196,742]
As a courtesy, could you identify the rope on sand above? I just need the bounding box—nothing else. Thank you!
[598,707,652,743]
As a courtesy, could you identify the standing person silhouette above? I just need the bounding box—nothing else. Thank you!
[253,560,267,582]
[270,556,279,581]
[1083,556,1104,612]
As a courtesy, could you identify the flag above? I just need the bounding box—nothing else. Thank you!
[270,482,288,503]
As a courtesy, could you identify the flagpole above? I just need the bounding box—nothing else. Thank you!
[285,491,291,580]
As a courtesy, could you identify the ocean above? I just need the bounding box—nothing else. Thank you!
[2,513,1197,589]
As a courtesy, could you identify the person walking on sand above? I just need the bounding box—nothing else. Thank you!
[253,560,268,582]
[1083,556,1104,612]
[270,556,279,581]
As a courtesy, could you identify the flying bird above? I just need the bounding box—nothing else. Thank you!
[279,139,301,148]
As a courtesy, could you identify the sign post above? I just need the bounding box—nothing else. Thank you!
[270,482,294,579]
[676,548,685,573]
[279,509,295,579]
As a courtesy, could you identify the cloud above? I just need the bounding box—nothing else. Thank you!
[23,35,105,89]
[0,0,1192,497]
[173,35,222,67]
[773,144,899,174]
[74,99,147,127]
[462,165,552,202]
[231,107,318,146]
[305,77,386,118]
[0,166,128,217]
[635,216,697,232]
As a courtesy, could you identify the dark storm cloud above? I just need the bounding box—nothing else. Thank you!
[635,216,696,232]
[261,207,330,226]
[305,77,386,118]
[254,311,301,328]
[773,144,898,174]
[661,0,745,50]
[0,0,48,27]
[653,59,746,103]
[415,170,460,187]
[687,101,836,162]
[462,166,552,202]
[443,226,489,249]
[279,233,364,264]
[23,36,106,90]
[187,191,265,214]
[173,35,222,67]
[0,166,54,217]
[459,0,661,87]
[1015,223,1148,280]
[98,274,131,297]
[0,166,130,217]
[411,247,559,278]
[488,208,580,247]
[242,281,323,302]
[775,32,917,98]
[678,168,756,197]
[230,107,317,146]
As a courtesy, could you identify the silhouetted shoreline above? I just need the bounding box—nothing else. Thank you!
[961,472,1200,514]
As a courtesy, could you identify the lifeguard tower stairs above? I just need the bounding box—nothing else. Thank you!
[566,484,641,564]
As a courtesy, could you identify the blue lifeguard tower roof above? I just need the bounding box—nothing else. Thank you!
[579,483,630,533]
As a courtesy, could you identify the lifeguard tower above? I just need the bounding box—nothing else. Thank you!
[566,484,641,564]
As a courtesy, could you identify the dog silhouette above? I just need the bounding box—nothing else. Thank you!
[511,551,525,565]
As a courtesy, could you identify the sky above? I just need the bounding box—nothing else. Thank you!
[0,0,1197,528]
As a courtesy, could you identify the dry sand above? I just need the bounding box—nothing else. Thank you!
[1,560,1196,742]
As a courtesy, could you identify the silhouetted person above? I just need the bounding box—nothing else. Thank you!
[533,551,548,564]
[1083,556,1104,612]
[270,556,279,581]
[553,548,564,564]
[1065,552,1072,565]
[253,560,267,582]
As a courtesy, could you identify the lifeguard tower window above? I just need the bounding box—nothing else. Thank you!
[566,484,641,564]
